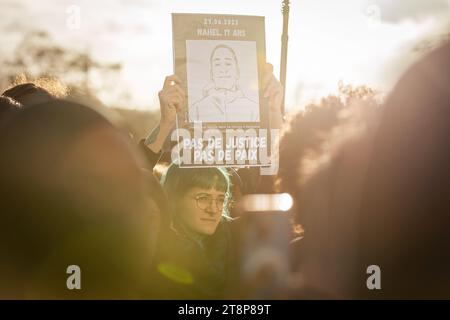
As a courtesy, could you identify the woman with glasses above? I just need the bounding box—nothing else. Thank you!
[150,163,236,299]
[136,74,238,298]
[162,164,231,237]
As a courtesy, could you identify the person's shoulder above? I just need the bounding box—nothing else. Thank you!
[214,215,236,236]
[220,215,244,237]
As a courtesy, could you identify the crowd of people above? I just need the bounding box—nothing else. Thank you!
[0,41,449,299]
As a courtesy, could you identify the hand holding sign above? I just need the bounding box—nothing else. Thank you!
[148,75,186,153]
[262,63,283,128]
[158,75,186,130]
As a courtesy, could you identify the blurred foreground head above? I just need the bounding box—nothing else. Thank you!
[280,41,450,299]
[359,41,450,298]
[0,100,158,299]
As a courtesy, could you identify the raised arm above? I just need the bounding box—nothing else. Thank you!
[140,75,186,170]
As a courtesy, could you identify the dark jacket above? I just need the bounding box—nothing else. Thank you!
[151,216,236,299]
[138,139,238,299]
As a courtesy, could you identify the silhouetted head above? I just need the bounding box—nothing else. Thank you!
[0,99,158,298]
[283,41,450,299]
[359,41,450,298]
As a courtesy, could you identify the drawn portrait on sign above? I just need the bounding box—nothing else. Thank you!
[186,40,260,123]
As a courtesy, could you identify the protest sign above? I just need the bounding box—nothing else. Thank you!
[172,13,277,170]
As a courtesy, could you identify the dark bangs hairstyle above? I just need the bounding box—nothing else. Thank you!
[161,164,231,216]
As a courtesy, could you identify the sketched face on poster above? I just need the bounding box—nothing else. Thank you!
[186,40,260,123]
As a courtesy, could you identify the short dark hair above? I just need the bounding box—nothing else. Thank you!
[2,83,55,107]
[161,164,231,216]
[162,164,229,196]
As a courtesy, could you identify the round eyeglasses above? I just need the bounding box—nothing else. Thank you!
[192,194,227,211]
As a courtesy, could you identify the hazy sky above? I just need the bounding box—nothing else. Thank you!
[1,0,449,111]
